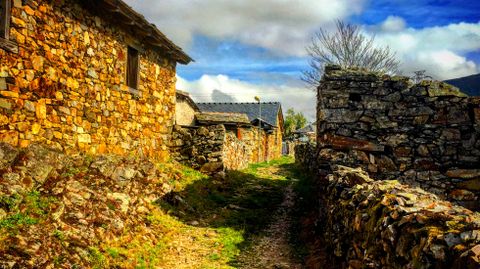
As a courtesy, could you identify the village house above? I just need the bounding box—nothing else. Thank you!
[293,122,316,142]
[175,90,199,126]
[169,101,284,174]
[197,102,284,162]
[0,0,191,160]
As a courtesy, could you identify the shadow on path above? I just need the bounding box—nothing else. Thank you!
[156,158,309,267]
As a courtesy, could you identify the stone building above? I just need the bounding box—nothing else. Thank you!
[170,102,284,174]
[175,90,199,126]
[0,0,191,160]
[197,102,284,162]
[293,122,316,142]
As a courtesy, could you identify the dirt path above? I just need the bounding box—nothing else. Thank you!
[150,157,311,268]
[234,167,304,269]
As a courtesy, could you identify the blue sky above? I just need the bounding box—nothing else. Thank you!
[126,0,480,120]
[356,0,480,27]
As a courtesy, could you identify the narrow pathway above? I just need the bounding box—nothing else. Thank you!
[154,157,312,268]
[235,182,303,268]
[229,163,305,268]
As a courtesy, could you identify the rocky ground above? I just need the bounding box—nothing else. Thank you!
[0,143,316,268]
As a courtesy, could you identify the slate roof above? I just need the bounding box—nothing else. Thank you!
[196,112,251,126]
[294,123,316,134]
[197,102,282,127]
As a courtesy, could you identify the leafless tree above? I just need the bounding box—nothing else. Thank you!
[302,20,400,88]
[411,70,433,83]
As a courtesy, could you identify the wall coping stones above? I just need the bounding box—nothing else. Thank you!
[295,143,480,268]
[317,66,480,204]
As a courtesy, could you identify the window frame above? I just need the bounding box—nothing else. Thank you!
[0,0,18,53]
[0,0,10,39]
[126,46,140,90]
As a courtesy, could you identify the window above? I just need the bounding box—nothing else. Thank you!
[0,0,17,53]
[126,46,139,89]
[0,0,11,39]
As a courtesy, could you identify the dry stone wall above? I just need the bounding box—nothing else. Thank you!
[323,165,480,269]
[223,129,255,170]
[170,125,226,174]
[295,144,480,269]
[0,0,177,160]
[170,125,280,173]
[318,65,480,206]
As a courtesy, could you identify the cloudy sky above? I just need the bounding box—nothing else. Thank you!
[125,0,480,121]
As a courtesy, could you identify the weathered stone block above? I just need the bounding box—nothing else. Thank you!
[474,108,480,123]
[446,169,480,179]
[456,179,480,191]
[200,162,223,174]
[0,98,12,110]
[427,81,467,97]
[318,109,363,123]
[320,134,384,152]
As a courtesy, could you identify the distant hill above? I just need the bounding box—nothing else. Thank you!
[444,73,480,96]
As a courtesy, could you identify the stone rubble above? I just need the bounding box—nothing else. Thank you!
[296,146,480,268]
[0,142,180,268]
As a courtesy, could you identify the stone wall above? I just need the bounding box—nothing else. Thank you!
[294,143,318,174]
[170,124,281,173]
[170,125,226,174]
[317,65,480,205]
[283,141,297,156]
[175,99,197,126]
[0,0,178,160]
[294,144,480,268]
[223,129,254,170]
[249,128,283,163]
[322,165,480,269]
[175,93,197,126]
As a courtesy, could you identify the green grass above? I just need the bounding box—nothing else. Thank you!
[217,227,244,260]
[156,156,295,265]
[88,247,107,269]
[53,229,65,241]
[0,191,56,234]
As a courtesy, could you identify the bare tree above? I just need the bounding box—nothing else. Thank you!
[411,70,433,84]
[302,20,400,88]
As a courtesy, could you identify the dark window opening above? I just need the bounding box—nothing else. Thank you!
[0,0,11,39]
[349,93,362,102]
[127,46,139,89]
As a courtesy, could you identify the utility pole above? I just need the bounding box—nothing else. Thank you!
[255,96,261,163]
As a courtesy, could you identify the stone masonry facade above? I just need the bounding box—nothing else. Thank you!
[170,124,278,174]
[0,0,189,161]
[317,65,480,206]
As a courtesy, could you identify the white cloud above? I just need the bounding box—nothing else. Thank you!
[380,16,406,32]
[372,20,480,79]
[176,75,316,121]
[124,0,365,56]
